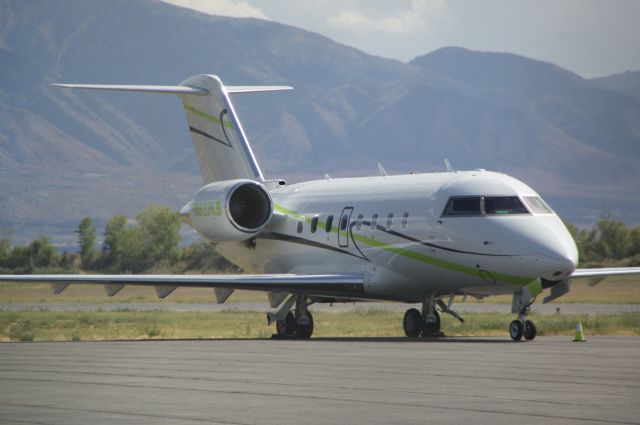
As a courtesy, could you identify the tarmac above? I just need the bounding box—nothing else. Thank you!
[1,336,639,425]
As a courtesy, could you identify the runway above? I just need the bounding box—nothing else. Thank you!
[1,337,639,425]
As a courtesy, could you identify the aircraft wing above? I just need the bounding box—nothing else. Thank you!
[569,267,640,286]
[0,273,366,300]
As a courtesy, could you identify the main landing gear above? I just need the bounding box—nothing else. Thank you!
[403,296,464,338]
[267,294,314,339]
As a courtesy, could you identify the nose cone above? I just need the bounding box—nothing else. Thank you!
[529,218,578,280]
[492,215,578,280]
[537,238,578,280]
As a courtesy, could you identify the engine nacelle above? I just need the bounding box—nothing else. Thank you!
[181,179,273,242]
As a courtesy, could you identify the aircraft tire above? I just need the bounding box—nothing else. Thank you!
[509,320,523,341]
[276,311,296,336]
[523,320,537,341]
[421,310,441,336]
[295,311,314,339]
[403,308,423,337]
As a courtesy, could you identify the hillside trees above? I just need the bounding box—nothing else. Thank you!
[76,217,96,267]
[2,210,640,274]
[101,205,181,272]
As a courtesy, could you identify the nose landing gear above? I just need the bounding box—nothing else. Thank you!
[509,317,537,341]
[509,298,537,341]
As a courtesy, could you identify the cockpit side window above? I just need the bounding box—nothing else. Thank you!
[522,196,554,214]
[484,196,528,215]
[442,197,482,216]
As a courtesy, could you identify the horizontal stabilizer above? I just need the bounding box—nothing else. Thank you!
[50,84,293,96]
[51,74,294,184]
[225,85,293,94]
[50,83,209,95]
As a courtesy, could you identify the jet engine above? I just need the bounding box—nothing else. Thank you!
[181,179,273,242]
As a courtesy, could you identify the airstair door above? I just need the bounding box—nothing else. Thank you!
[338,207,353,248]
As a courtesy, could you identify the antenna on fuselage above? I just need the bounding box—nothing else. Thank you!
[377,162,388,176]
[444,158,455,172]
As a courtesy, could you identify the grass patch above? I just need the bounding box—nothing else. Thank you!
[1,310,638,342]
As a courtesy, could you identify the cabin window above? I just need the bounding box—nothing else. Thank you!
[297,220,303,233]
[401,212,409,229]
[386,213,394,230]
[371,214,378,230]
[442,197,482,216]
[522,196,554,215]
[325,215,333,232]
[356,214,363,231]
[311,216,318,233]
[484,196,529,215]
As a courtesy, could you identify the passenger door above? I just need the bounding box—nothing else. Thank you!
[338,207,353,248]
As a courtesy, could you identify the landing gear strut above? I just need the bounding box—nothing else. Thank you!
[403,295,464,338]
[269,294,314,339]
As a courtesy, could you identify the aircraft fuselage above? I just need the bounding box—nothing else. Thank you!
[213,170,579,302]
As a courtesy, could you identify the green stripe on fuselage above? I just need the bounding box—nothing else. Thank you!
[273,203,534,286]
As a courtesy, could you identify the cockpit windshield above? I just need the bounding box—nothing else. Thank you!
[484,196,528,215]
[442,197,482,216]
[442,196,532,217]
[522,196,554,214]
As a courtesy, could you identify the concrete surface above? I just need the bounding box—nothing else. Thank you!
[1,337,639,424]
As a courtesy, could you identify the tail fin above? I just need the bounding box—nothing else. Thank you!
[52,74,292,184]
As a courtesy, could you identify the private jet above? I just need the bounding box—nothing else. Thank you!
[2,74,639,340]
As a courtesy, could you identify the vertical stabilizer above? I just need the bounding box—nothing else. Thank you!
[179,74,263,184]
[51,74,292,184]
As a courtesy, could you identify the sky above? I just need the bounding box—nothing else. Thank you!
[162,0,640,78]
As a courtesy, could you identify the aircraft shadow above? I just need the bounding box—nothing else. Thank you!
[16,336,515,344]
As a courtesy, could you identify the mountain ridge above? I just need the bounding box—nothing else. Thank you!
[1,0,639,247]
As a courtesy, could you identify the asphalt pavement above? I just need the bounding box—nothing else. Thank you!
[1,336,639,424]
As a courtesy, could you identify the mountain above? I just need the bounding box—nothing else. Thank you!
[591,71,640,102]
[1,0,639,247]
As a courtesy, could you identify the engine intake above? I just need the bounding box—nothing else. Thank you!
[228,183,272,231]
[184,179,273,242]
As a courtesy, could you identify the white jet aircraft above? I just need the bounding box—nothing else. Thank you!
[2,74,639,340]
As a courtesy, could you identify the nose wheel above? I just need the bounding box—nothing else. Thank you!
[523,319,537,340]
[509,319,537,341]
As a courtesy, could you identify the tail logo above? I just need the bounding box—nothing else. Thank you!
[185,104,234,148]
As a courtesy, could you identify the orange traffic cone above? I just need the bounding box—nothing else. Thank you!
[573,320,586,342]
